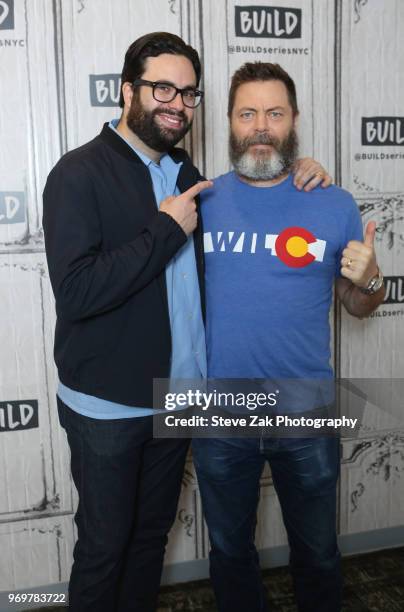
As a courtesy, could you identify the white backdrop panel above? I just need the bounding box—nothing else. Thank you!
[0,0,60,251]
[0,0,403,592]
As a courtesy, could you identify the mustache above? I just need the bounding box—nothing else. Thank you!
[238,132,281,148]
[153,108,188,122]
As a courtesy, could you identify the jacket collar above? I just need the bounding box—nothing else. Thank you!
[99,122,190,165]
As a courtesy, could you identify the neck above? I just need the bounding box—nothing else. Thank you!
[236,172,290,188]
[116,118,162,163]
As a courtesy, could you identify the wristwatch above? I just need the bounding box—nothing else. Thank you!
[359,268,384,295]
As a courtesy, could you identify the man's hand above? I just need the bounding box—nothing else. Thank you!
[340,221,379,288]
[160,180,213,236]
[293,158,332,191]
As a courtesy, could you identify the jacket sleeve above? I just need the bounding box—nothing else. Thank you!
[42,159,187,322]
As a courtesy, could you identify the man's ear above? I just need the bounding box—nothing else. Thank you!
[293,111,299,129]
[121,82,134,111]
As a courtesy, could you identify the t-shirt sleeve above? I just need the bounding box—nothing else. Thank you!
[335,195,363,277]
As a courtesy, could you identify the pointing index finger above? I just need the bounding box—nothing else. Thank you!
[182,180,213,200]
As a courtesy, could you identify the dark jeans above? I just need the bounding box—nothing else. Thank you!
[57,397,189,612]
[192,435,341,612]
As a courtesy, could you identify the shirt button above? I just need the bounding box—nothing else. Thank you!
[182,273,187,279]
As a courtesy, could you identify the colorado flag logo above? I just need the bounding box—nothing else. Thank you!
[272,226,326,268]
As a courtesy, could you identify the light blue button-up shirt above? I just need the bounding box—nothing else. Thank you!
[58,120,206,418]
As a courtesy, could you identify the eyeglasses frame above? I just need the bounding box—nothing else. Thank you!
[132,79,204,108]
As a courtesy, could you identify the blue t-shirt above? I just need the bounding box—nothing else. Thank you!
[201,172,363,409]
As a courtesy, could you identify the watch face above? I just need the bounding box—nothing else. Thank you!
[373,276,384,292]
[367,272,383,293]
[361,271,383,294]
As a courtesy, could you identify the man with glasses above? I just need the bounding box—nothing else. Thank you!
[43,32,330,612]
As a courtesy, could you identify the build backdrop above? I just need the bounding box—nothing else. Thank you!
[0,0,403,593]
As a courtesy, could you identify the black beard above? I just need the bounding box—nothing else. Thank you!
[127,95,192,152]
[229,129,299,179]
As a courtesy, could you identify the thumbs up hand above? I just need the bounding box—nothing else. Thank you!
[340,221,379,287]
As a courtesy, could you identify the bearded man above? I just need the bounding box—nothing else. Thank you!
[193,62,385,612]
[43,34,332,612]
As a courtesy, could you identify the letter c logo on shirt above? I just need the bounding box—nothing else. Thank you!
[275,226,316,268]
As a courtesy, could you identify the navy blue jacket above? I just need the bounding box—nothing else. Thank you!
[43,123,205,407]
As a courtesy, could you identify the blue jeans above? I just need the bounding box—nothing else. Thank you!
[57,397,189,612]
[192,435,341,612]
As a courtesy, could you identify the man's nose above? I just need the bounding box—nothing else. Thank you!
[167,92,186,111]
[254,112,269,132]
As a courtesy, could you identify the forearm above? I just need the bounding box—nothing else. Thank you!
[43,163,187,322]
[339,281,385,318]
[45,211,187,322]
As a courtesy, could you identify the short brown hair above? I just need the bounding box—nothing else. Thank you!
[228,62,299,118]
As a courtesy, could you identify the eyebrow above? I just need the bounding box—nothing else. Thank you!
[238,105,286,112]
[154,79,197,89]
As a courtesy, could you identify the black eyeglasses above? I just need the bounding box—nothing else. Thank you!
[132,79,204,108]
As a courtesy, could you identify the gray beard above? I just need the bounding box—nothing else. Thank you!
[229,130,298,181]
